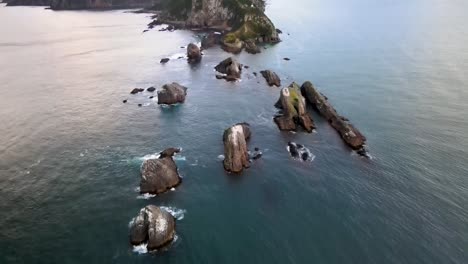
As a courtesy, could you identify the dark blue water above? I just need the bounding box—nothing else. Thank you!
[0,1,467,263]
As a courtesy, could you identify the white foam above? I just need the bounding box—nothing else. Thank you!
[160,206,186,220]
[173,156,186,161]
[133,243,148,254]
[287,143,315,162]
[134,186,141,192]
[217,154,225,161]
[137,193,157,200]
[139,153,161,161]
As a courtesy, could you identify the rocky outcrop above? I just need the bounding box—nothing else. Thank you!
[140,148,182,194]
[155,0,279,45]
[157,82,187,105]
[187,43,202,63]
[221,38,244,54]
[223,123,251,173]
[215,57,242,81]
[244,40,261,54]
[301,81,367,151]
[274,82,315,132]
[129,205,176,251]
[260,70,281,87]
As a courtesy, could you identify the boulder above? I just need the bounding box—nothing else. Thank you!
[223,123,251,173]
[129,205,176,251]
[160,58,170,64]
[140,148,182,194]
[283,58,291,61]
[301,81,367,151]
[157,82,187,105]
[215,57,242,80]
[187,43,201,63]
[274,82,315,132]
[287,142,314,162]
[130,88,144,94]
[244,40,261,54]
[147,87,156,92]
[260,70,281,87]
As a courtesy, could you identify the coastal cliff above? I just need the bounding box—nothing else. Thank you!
[155,0,279,46]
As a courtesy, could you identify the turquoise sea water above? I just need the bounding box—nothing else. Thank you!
[0,1,467,263]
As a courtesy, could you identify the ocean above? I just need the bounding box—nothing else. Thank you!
[0,0,467,263]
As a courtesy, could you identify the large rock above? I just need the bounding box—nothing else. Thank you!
[157,82,187,105]
[140,148,182,194]
[301,81,367,151]
[129,205,176,251]
[187,43,201,63]
[260,70,281,87]
[215,57,242,81]
[274,82,315,132]
[223,123,251,173]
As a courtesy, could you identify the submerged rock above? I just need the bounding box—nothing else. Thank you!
[301,81,367,152]
[187,43,201,63]
[129,205,176,251]
[287,142,314,162]
[130,88,144,94]
[260,70,281,87]
[140,148,182,194]
[147,87,156,92]
[274,83,315,132]
[157,82,187,105]
[215,57,242,81]
[160,58,170,64]
[223,123,251,173]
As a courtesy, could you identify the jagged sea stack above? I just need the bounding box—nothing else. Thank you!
[223,123,251,173]
[274,83,315,132]
[140,148,182,194]
[129,205,176,251]
[301,81,367,151]
[157,83,187,105]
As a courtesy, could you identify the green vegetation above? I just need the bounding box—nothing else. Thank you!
[160,0,192,19]
[224,33,238,44]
